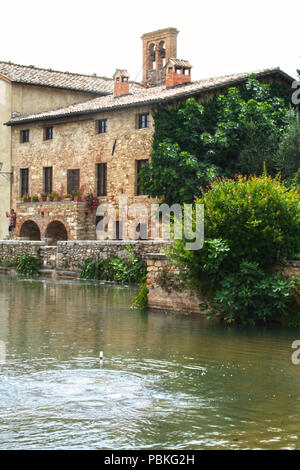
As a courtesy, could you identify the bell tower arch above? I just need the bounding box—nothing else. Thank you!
[141,27,179,86]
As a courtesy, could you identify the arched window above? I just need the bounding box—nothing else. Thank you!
[159,41,166,67]
[149,43,156,70]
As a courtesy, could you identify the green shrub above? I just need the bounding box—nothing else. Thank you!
[16,254,42,277]
[182,175,299,271]
[4,257,20,267]
[169,175,300,325]
[80,247,146,284]
[210,261,298,326]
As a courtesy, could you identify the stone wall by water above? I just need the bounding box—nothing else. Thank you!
[0,240,170,271]
[146,254,300,313]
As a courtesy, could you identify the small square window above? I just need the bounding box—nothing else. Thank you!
[138,113,149,129]
[96,119,107,134]
[44,127,53,140]
[20,130,29,143]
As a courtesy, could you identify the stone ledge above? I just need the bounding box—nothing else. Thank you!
[57,240,171,246]
[146,253,168,260]
[0,240,45,246]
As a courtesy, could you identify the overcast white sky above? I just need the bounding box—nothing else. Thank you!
[1,0,299,82]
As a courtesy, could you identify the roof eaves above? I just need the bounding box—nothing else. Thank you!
[5,68,294,126]
[11,80,110,95]
[0,72,12,84]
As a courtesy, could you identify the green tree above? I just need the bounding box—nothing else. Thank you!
[276,109,300,179]
[141,77,291,205]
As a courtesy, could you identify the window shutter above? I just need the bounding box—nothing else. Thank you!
[20,168,29,196]
[67,169,80,194]
[97,163,107,196]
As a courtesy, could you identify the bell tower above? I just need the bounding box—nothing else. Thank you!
[141,27,179,86]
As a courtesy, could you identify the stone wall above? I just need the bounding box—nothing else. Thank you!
[146,254,300,313]
[0,240,45,264]
[146,254,206,313]
[55,240,170,270]
[0,240,170,272]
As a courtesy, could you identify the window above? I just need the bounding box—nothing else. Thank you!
[67,169,80,195]
[43,167,53,193]
[96,119,107,134]
[20,168,29,197]
[96,163,107,196]
[138,113,149,129]
[135,223,148,240]
[20,130,29,143]
[136,159,148,195]
[115,221,123,240]
[44,127,53,140]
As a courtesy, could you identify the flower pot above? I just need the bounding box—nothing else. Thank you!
[74,196,82,202]
[64,197,72,202]
[39,197,47,202]
[53,196,60,202]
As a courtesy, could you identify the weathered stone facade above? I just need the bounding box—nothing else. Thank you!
[16,201,96,243]
[0,75,102,240]
[146,254,206,313]
[11,104,154,241]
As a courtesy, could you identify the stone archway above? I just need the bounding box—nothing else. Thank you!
[45,221,68,246]
[19,220,41,241]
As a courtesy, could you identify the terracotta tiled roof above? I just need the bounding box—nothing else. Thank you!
[5,67,294,125]
[166,58,192,68]
[0,61,142,95]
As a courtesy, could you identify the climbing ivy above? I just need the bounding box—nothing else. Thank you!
[140,77,294,205]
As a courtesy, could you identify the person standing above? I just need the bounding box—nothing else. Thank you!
[6,209,16,236]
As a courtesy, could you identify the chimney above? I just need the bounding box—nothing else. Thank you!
[113,69,130,98]
[165,59,192,88]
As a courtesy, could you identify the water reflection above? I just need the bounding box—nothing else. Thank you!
[0,275,299,450]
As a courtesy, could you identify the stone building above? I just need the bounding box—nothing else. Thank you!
[0,60,142,239]
[2,27,294,244]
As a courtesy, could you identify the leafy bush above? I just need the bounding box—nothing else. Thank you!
[80,246,146,284]
[16,254,42,277]
[169,175,300,325]
[210,261,298,326]
[4,257,20,267]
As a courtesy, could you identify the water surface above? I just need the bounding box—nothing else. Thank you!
[0,275,299,450]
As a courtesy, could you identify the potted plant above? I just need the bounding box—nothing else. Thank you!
[72,188,83,202]
[51,192,60,202]
[32,195,39,202]
[84,193,99,212]
[21,193,31,203]
[40,192,48,202]
[63,194,72,201]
